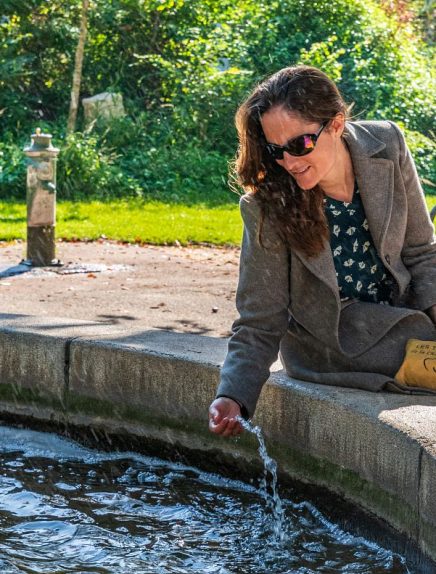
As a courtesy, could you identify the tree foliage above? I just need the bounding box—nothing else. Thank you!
[0,0,434,200]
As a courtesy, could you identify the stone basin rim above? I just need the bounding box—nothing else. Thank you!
[0,312,435,570]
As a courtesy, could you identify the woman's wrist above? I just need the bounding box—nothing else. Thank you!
[216,395,249,419]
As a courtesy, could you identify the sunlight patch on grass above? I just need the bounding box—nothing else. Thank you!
[0,200,242,245]
[0,196,434,245]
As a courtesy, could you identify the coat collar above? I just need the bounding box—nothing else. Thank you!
[343,122,394,252]
[294,121,394,297]
[342,121,386,157]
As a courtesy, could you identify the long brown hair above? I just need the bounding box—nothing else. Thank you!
[235,65,349,258]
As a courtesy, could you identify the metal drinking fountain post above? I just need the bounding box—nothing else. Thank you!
[23,128,60,266]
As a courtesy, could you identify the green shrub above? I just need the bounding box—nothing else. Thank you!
[57,131,142,200]
[0,0,434,203]
[0,138,26,199]
[404,128,436,196]
[243,0,434,136]
[86,114,235,205]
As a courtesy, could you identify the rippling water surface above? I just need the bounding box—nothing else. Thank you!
[0,425,415,573]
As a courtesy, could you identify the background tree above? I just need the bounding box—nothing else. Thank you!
[67,0,90,134]
[0,0,434,202]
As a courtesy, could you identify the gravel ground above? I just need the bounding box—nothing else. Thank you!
[0,240,240,338]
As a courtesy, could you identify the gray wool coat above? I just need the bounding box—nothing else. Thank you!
[217,120,436,417]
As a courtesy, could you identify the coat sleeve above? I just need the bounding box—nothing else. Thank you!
[216,194,290,418]
[390,121,436,311]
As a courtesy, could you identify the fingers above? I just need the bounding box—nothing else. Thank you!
[208,415,228,434]
[209,415,243,437]
[208,397,244,437]
[209,406,220,423]
[221,417,242,437]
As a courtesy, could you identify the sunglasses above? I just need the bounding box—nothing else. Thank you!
[265,121,329,160]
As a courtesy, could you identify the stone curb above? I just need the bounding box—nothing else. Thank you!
[0,314,435,564]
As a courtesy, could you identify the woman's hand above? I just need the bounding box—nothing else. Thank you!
[208,397,244,437]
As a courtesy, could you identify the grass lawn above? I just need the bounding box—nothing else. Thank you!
[0,196,435,246]
[0,200,242,245]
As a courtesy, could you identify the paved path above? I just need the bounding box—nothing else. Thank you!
[0,240,240,338]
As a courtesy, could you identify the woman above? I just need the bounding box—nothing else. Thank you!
[209,65,436,437]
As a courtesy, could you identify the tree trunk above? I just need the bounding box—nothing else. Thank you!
[67,0,90,134]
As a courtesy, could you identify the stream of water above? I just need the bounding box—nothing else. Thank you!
[237,416,286,542]
[0,424,418,573]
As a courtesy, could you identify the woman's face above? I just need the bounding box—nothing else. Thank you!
[260,106,345,190]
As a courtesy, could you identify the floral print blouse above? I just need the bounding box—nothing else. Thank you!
[324,183,394,304]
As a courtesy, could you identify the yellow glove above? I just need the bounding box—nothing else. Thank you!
[395,339,436,389]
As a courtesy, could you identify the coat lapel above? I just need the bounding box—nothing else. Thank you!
[293,239,339,297]
[345,125,394,253]
[295,122,394,294]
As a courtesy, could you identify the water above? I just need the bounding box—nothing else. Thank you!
[237,417,285,541]
[0,424,417,574]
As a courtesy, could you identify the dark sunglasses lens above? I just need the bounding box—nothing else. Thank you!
[290,135,316,156]
[266,133,317,159]
[266,145,283,160]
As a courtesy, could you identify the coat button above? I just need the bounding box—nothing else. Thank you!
[385,254,391,264]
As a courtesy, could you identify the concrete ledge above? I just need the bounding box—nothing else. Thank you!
[0,313,435,564]
[0,313,122,407]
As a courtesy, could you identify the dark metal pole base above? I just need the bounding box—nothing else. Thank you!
[27,226,56,266]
